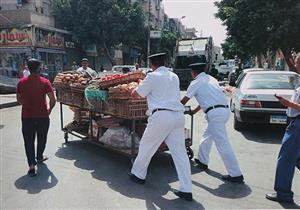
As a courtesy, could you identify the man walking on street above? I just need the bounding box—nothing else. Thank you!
[17,58,56,176]
[181,63,244,183]
[128,53,193,201]
[266,53,300,203]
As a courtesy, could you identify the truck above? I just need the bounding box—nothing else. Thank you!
[173,37,214,89]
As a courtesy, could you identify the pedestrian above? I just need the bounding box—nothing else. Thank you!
[16,58,56,177]
[134,63,140,71]
[209,64,219,80]
[128,53,193,201]
[266,53,300,203]
[22,66,30,78]
[181,63,244,183]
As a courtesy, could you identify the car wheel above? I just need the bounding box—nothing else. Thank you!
[233,113,245,131]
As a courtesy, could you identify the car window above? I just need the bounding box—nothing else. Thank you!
[235,73,246,88]
[241,73,299,90]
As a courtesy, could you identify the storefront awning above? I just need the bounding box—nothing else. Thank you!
[36,48,66,54]
[0,48,31,54]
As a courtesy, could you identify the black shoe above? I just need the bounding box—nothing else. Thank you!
[27,168,36,177]
[172,189,193,201]
[128,172,145,184]
[194,159,208,170]
[222,175,244,183]
[37,156,48,164]
[266,192,294,203]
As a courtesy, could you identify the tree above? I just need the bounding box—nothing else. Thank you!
[215,0,300,71]
[52,0,145,64]
[159,30,177,61]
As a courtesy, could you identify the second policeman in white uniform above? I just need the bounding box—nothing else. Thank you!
[181,63,244,183]
[128,53,193,201]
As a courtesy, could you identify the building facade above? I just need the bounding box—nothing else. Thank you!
[0,0,82,81]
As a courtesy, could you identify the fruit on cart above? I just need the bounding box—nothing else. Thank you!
[54,71,91,86]
[109,82,139,91]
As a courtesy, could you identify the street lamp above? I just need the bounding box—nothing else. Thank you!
[177,16,186,39]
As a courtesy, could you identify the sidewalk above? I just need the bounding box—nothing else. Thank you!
[0,94,19,109]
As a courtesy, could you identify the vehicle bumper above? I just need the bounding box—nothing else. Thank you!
[235,109,287,124]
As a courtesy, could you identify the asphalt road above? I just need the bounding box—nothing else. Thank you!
[1,94,300,209]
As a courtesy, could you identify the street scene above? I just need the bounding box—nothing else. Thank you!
[1,0,300,209]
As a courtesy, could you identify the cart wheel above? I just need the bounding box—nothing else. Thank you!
[186,147,194,160]
[64,132,69,144]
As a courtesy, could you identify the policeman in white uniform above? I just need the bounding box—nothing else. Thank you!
[128,53,193,201]
[181,63,244,183]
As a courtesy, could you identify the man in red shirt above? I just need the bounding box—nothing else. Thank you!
[17,58,56,177]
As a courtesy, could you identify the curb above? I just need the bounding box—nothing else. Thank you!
[0,102,20,109]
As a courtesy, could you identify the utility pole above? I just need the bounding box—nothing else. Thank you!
[147,0,151,67]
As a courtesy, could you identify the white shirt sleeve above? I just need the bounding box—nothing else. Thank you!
[186,81,198,99]
[136,74,153,97]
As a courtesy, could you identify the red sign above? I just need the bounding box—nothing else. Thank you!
[35,28,65,49]
[0,28,33,46]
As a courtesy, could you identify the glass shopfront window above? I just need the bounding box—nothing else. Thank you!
[0,53,28,78]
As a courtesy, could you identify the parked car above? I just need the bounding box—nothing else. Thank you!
[111,65,135,73]
[230,69,300,130]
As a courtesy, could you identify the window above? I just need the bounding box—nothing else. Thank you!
[241,74,299,90]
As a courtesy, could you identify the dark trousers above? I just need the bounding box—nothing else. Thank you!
[274,118,300,200]
[22,118,50,166]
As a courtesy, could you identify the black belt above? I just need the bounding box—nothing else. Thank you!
[152,108,173,115]
[204,105,229,114]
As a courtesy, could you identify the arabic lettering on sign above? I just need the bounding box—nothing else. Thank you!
[35,28,65,49]
[0,28,33,46]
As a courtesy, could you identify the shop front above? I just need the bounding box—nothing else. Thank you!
[0,28,33,90]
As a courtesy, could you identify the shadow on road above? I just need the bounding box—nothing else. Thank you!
[14,163,58,194]
[279,202,300,209]
[0,124,4,129]
[239,124,285,144]
[192,169,252,199]
[55,141,205,209]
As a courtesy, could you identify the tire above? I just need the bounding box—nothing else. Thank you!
[186,147,194,160]
[233,113,245,131]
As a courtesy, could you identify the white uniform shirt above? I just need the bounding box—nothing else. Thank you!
[136,66,184,114]
[23,69,30,77]
[287,81,300,117]
[186,72,228,111]
[76,67,97,78]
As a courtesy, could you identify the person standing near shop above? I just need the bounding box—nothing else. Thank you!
[128,53,193,201]
[17,58,56,177]
[266,53,300,203]
[181,63,244,183]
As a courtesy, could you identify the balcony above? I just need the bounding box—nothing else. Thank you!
[0,10,54,28]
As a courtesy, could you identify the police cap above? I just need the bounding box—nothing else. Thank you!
[81,58,89,62]
[148,53,166,60]
[189,63,207,72]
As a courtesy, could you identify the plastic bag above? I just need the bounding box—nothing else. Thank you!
[99,127,140,149]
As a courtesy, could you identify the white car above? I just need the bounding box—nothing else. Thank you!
[111,65,135,73]
[230,69,300,130]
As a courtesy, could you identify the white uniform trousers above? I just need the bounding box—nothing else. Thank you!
[198,108,242,177]
[131,110,192,193]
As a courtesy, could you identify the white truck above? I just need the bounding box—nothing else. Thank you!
[173,37,214,89]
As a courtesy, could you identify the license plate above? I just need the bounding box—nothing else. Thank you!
[270,115,287,124]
